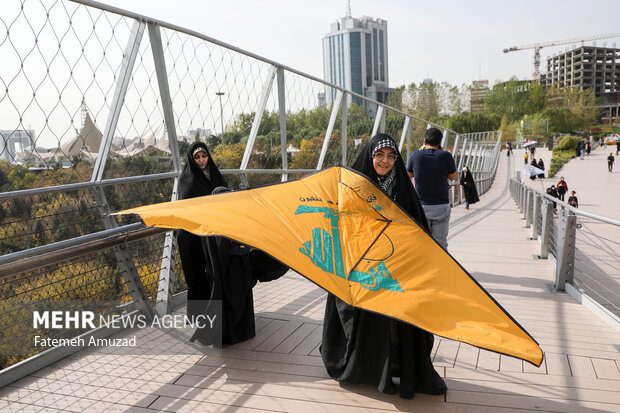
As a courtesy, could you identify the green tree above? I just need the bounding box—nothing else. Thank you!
[484,78,546,122]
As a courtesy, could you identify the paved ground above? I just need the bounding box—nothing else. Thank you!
[1,148,619,412]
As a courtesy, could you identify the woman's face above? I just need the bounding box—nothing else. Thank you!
[193,150,209,170]
[372,147,396,176]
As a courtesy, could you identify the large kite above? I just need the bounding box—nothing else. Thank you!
[118,166,543,366]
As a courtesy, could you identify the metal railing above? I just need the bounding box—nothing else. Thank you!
[509,178,620,324]
[0,0,502,384]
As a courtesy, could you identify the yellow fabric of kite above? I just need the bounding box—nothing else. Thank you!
[118,166,543,366]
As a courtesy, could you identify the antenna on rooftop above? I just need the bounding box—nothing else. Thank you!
[346,0,351,18]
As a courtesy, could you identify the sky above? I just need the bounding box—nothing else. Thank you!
[101,0,620,88]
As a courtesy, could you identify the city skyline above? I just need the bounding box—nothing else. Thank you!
[104,0,620,87]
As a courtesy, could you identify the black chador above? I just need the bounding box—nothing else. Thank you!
[320,134,447,399]
[193,187,289,345]
[177,142,227,319]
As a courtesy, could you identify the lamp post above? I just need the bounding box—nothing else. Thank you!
[216,92,225,144]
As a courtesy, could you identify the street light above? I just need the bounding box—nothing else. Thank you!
[216,92,225,144]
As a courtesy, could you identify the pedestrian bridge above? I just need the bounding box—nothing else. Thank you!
[1,1,619,411]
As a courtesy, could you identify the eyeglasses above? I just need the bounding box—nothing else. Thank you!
[373,153,396,162]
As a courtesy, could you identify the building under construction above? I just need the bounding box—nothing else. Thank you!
[544,45,620,123]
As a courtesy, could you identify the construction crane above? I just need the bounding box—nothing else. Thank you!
[503,33,620,81]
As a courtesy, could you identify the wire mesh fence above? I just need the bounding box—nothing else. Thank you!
[0,0,505,376]
[0,232,166,369]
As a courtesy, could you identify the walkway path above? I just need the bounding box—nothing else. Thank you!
[1,149,619,412]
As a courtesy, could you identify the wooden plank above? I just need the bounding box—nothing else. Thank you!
[178,366,338,391]
[523,357,547,374]
[447,367,620,391]
[230,319,287,350]
[545,353,571,376]
[309,342,321,357]
[447,389,619,412]
[476,349,499,371]
[290,325,322,356]
[150,382,414,412]
[254,317,272,332]
[499,355,522,373]
[194,345,324,367]
[195,355,329,378]
[433,338,459,367]
[272,322,317,354]
[591,358,620,380]
[446,379,620,404]
[454,343,479,370]
[254,320,303,352]
[567,355,596,378]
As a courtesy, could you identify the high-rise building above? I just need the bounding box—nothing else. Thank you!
[322,7,391,117]
[470,80,489,113]
[544,45,620,123]
[0,129,36,163]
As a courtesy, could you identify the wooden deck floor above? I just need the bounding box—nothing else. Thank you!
[1,153,619,412]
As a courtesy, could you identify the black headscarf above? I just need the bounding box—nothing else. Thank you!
[178,141,227,200]
[351,133,429,232]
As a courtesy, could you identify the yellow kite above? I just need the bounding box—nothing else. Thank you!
[118,166,543,366]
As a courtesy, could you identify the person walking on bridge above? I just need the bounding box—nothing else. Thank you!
[568,191,579,208]
[608,153,615,172]
[406,128,457,250]
[556,176,568,201]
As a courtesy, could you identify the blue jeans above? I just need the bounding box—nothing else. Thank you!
[421,204,451,250]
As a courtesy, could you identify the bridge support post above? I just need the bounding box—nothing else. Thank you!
[555,208,577,291]
[532,193,541,239]
[524,189,532,228]
[540,198,554,259]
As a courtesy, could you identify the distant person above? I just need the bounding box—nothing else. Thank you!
[586,141,592,155]
[577,140,585,160]
[524,151,529,165]
[529,158,538,180]
[406,127,457,250]
[529,145,536,156]
[616,141,619,155]
[508,141,513,154]
[459,166,479,210]
[556,176,568,201]
[537,158,545,178]
[506,142,511,156]
[608,153,615,172]
[546,185,559,209]
[567,191,579,208]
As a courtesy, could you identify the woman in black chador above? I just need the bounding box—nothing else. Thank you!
[320,134,447,399]
[196,187,289,345]
[460,166,479,209]
[177,142,227,320]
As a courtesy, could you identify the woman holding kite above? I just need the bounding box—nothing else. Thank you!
[177,142,227,320]
[320,134,447,399]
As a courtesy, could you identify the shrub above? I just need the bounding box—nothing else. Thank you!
[548,136,579,177]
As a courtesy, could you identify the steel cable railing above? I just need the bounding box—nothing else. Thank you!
[510,179,620,320]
